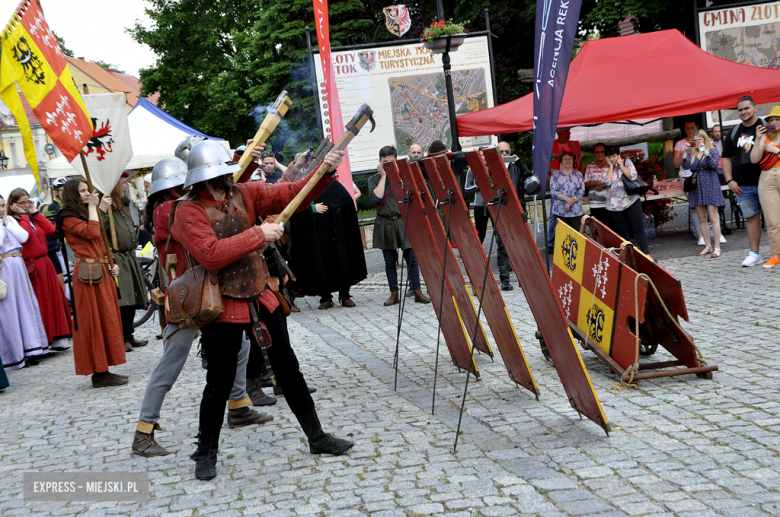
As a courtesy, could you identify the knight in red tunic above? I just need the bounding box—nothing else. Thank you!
[170,141,353,480]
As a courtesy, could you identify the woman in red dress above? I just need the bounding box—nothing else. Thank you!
[7,188,72,349]
[56,179,127,387]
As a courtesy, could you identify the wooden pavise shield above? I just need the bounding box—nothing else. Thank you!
[165,103,375,330]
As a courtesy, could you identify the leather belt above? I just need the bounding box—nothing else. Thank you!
[378,214,402,247]
[76,257,109,264]
[0,253,22,258]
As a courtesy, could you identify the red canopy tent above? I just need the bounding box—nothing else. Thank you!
[458,29,780,136]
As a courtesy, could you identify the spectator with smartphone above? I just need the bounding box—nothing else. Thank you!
[749,106,780,268]
[674,119,707,246]
[722,95,767,267]
[683,130,724,257]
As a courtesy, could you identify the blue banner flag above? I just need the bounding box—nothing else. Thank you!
[532,0,583,195]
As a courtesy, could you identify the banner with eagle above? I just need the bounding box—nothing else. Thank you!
[69,93,134,195]
[0,0,92,185]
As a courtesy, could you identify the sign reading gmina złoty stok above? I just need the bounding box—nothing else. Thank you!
[314,36,496,172]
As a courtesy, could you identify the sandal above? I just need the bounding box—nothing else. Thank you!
[697,247,712,256]
[711,248,722,258]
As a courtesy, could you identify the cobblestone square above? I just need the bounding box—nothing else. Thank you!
[1,245,779,516]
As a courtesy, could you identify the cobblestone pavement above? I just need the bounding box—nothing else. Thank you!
[1,246,779,516]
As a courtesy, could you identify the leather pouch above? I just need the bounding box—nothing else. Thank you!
[77,259,104,285]
[166,265,224,329]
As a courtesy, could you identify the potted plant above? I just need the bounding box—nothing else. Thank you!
[421,19,468,54]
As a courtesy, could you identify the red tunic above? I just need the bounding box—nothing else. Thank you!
[172,170,335,323]
[153,200,188,281]
[61,217,126,375]
[15,212,72,343]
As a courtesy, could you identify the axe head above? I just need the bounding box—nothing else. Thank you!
[345,103,376,135]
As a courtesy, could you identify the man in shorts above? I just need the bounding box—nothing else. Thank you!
[722,95,766,266]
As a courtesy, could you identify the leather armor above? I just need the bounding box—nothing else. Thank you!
[200,189,270,299]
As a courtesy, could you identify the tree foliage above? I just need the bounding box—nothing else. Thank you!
[93,60,118,70]
[53,31,73,58]
[130,0,376,159]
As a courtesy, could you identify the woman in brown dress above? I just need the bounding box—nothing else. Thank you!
[56,178,127,387]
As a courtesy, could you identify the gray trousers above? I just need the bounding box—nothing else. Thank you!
[136,323,252,433]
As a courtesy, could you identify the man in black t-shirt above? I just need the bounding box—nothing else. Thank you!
[722,96,766,267]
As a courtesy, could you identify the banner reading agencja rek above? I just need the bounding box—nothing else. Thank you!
[531,0,582,195]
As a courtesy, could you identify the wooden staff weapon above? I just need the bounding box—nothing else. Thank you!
[233,90,293,183]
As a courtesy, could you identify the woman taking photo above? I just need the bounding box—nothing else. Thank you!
[0,194,49,369]
[101,172,149,352]
[6,188,72,349]
[549,151,585,231]
[57,178,127,387]
[604,147,651,255]
[683,130,725,257]
[750,107,780,268]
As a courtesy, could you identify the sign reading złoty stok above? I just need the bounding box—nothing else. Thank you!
[698,1,780,126]
[314,36,495,172]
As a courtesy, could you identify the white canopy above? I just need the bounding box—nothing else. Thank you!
[46,98,229,177]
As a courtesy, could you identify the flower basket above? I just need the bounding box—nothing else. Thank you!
[423,35,466,54]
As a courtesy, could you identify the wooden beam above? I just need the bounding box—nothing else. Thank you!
[578,129,681,150]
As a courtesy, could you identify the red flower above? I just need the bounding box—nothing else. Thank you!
[464,29,469,32]
[439,21,445,28]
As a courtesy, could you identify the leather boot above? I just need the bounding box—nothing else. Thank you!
[318,298,333,310]
[227,407,274,428]
[124,342,133,353]
[384,290,399,306]
[245,376,277,406]
[191,428,219,480]
[413,288,431,304]
[295,409,353,455]
[92,371,129,387]
[130,337,148,347]
[339,296,356,307]
[132,430,170,457]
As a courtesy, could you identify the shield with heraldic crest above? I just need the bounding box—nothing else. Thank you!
[383,5,411,37]
[358,51,377,72]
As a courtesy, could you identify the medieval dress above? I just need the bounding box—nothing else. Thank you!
[0,217,49,369]
[14,212,72,345]
[59,215,126,376]
[289,181,367,298]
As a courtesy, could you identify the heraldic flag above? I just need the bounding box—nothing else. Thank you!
[0,0,92,185]
[70,93,134,195]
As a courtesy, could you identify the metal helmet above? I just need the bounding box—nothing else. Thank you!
[149,157,188,197]
[174,135,206,165]
[184,140,240,188]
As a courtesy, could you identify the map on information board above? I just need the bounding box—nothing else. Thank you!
[706,24,780,67]
[699,3,780,126]
[389,69,489,151]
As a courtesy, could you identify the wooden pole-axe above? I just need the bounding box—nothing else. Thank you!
[233,90,293,184]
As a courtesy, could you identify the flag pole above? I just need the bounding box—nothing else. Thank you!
[79,151,115,268]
